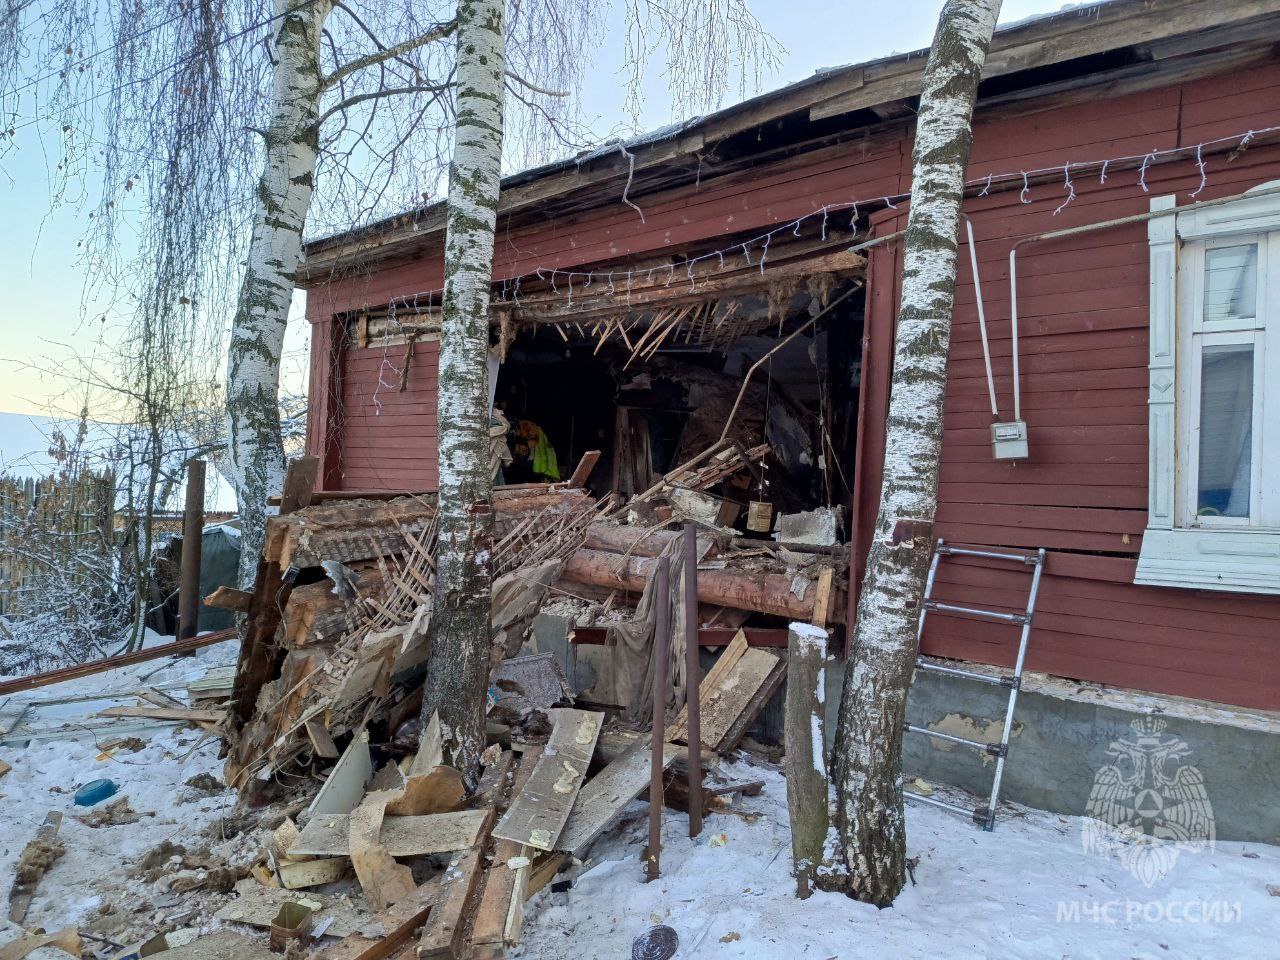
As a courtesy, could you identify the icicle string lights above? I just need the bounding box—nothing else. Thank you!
[375,123,1280,316]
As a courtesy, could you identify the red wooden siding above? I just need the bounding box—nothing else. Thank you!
[308,59,1280,711]
[334,339,440,491]
[876,63,1280,711]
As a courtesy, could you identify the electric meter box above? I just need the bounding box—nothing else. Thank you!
[991,420,1029,461]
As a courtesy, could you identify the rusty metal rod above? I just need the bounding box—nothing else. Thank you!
[647,555,670,882]
[178,459,206,641]
[683,523,703,838]
[0,628,237,697]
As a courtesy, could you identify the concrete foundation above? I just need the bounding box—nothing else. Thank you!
[529,611,1279,844]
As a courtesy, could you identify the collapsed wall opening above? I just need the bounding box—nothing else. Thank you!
[494,275,866,539]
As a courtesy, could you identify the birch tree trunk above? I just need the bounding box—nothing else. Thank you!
[226,0,333,587]
[421,0,506,777]
[823,0,1000,907]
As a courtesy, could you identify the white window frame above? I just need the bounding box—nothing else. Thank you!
[1137,184,1280,595]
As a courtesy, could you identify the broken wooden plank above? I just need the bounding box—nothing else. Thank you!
[215,879,369,938]
[279,857,350,890]
[289,810,490,858]
[565,450,602,489]
[668,629,747,743]
[7,811,62,924]
[556,738,680,859]
[313,880,440,960]
[684,645,785,753]
[97,705,225,723]
[0,920,73,960]
[415,808,498,959]
[203,585,253,612]
[492,709,603,851]
[468,748,544,958]
[306,719,340,759]
[716,650,787,753]
[525,853,568,898]
[349,789,416,911]
[307,730,373,818]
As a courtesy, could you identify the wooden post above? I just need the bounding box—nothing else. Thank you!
[785,622,829,899]
[682,523,703,838]
[177,459,206,641]
[647,556,670,882]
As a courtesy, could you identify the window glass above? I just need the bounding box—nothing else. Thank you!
[1197,344,1254,518]
[1203,244,1257,322]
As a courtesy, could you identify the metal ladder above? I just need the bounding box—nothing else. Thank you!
[903,539,1046,831]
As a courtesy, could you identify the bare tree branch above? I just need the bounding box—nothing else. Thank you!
[322,18,456,92]
[317,82,453,126]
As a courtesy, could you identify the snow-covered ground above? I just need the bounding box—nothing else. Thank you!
[0,638,243,939]
[520,759,1278,960]
[3,646,1275,959]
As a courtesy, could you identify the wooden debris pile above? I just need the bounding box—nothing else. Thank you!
[187,442,849,957]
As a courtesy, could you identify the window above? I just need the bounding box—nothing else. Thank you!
[1137,184,1280,595]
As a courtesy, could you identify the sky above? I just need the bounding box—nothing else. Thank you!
[0,0,1067,419]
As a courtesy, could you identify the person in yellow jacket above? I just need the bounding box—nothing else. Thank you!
[512,418,559,482]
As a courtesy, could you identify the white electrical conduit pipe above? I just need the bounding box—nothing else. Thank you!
[852,184,1280,424]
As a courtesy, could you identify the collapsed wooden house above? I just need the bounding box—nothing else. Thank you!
[209,7,1280,955]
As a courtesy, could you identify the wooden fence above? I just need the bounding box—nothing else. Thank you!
[0,471,117,619]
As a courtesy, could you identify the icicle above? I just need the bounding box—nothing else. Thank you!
[1020,171,1030,204]
[607,272,615,295]
[1190,142,1208,198]
[821,207,828,240]
[626,270,632,305]
[666,264,675,287]
[566,274,573,307]
[1138,151,1156,193]
[618,143,645,223]
[793,218,803,237]
[979,173,992,196]
[687,260,695,289]
[1099,159,1109,184]
[717,250,725,269]
[759,232,771,275]
[742,243,752,267]
[1053,162,1076,216]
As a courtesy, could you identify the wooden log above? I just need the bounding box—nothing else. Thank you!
[784,623,829,899]
[285,568,386,647]
[563,548,833,621]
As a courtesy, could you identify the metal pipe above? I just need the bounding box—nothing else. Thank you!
[178,459,206,641]
[682,523,703,839]
[647,555,671,882]
[718,284,862,443]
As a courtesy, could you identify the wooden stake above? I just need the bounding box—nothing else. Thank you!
[785,623,829,899]
[178,459,206,640]
[682,523,703,839]
[647,556,670,882]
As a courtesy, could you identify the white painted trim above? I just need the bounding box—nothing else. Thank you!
[1136,186,1280,594]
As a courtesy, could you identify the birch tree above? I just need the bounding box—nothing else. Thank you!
[419,0,506,775]
[822,0,1001,907]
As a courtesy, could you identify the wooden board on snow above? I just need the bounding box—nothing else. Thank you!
[492,708,603,851]
[289,810,489,858]
[556,738,680,859]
